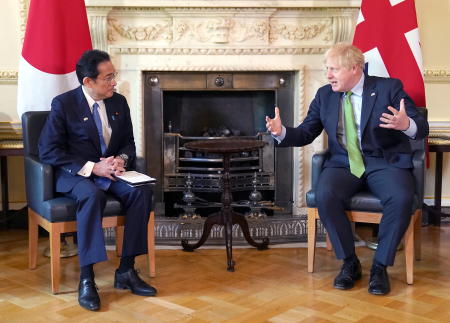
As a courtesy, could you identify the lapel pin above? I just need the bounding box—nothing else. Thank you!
[83,117,89,121]
[371,92,376,96]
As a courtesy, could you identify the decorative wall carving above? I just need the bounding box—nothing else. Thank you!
[270,20,331,42]
[19,0,30,43]
[173,18,268,44]
[110,47,328,55]
[86,7,112,51]
[95,7,355,49]
[108,18,172,42]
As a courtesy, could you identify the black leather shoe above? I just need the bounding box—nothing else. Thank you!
[368,263,390,295]
[78,278,100,311]
[333,258,362,290]
[114,269,157,296]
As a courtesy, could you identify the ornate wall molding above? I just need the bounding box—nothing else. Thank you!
[19,0,30,43]
[88,7,357,51]
[270,21,330,42]
[108,18,172,42]
[0,71,18,84]
[295,68,307,213]
[85,0,362,9]
[111,47,329,55]
[87,7,112,51]
[424,69,450,84]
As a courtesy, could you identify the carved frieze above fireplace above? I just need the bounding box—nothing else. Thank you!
[84,0,358,216]
[87,5,356,54]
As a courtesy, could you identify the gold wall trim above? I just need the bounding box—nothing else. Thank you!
[424,69,450,83]
[0,71,18,84]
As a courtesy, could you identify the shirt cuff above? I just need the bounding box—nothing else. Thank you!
[272,126,286,144]
[402,117,418,139]
[77,161,95,177]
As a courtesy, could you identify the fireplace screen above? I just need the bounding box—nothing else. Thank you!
[144,72,295,217]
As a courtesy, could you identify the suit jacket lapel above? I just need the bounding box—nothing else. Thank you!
[75,86,101,152]
[328,91,341,144]
[360,76,377,136]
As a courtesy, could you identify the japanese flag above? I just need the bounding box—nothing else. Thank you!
[17,0,92,118]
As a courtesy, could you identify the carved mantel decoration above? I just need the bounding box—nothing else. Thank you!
[84,1,359,216]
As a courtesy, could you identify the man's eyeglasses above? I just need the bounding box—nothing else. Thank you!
[96,72,118,83]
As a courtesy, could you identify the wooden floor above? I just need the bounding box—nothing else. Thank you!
[1,225,450,322]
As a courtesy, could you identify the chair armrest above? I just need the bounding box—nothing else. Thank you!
[24,156,54,208]
[135,157,146,173]
[311,149,329,190]
[412,149,425,203]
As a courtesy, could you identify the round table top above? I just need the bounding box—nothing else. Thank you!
[184,138,266,153]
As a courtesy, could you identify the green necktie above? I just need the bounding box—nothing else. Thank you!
[344,91,365,178]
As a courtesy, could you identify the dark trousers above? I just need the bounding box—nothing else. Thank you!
[67,179,152,267]
[315,166,414,266]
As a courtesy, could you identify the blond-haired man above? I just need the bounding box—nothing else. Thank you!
[266,43,428,295]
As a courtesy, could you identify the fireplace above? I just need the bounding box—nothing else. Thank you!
[84,1,357,242]
[144,71,295,217]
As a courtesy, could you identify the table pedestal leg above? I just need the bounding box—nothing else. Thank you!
[181,153,269,271]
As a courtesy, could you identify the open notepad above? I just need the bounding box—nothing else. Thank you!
[114,171,156,186]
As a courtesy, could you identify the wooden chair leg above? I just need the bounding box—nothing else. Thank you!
[50,225,62,294]
[307,208,317,273]
[148,211,156,277]
[414,210,422,261]
[28,209,39,270]
[404,212,416,285]
[116,226,124,257]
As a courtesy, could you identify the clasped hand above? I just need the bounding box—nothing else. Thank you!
[92,156,125,180]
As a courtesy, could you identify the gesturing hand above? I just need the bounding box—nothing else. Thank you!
[379,98,410,131]
[92,156,116,180]
[265,107,283,136]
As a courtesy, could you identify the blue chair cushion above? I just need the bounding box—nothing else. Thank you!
[38,195,123,223]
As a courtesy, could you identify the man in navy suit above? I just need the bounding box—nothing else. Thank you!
[266,43,428,295]
[39,50,156,311]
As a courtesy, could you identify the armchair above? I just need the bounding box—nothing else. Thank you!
[22,111,155,294]
[306,108,427,285]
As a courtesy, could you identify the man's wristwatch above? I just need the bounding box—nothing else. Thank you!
[118,153,129,167]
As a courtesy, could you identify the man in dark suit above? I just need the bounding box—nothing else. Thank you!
[265,43,428,295]
[39,50,156,311]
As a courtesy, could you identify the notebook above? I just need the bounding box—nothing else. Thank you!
[114,171,156,186]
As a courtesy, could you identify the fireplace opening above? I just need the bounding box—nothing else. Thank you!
[163,90,274,136]
[144,72,295,218]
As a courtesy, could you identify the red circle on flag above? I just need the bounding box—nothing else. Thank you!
[22,0,92,75]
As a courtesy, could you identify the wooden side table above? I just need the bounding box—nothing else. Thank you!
[0,137,24,221]
[181,139,269,271]
[427,136,450,226]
